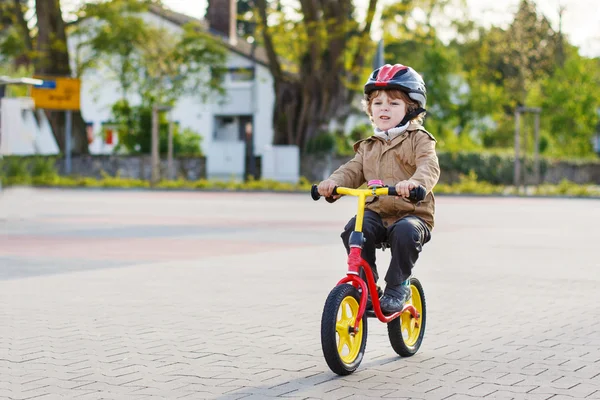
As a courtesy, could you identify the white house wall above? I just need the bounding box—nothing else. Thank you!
[0,98,59,156]
[67,11,276,174]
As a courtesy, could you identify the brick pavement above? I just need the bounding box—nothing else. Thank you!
[1,188,599,399]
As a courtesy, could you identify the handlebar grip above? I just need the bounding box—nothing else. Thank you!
[409,185,426,202]
[389,185,426,202]
[310,184,320,201]
[311,184,339,202]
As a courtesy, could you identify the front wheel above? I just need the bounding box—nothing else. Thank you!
[387,277,426,357]
[321,284,368,375]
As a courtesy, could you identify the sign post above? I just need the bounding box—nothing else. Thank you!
[31,76,81,174]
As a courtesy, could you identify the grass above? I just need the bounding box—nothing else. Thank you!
[2,172,599,198]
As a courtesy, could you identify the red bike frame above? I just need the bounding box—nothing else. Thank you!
[323,184,421,332]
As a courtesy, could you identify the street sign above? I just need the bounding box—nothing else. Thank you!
[31,76,80,111]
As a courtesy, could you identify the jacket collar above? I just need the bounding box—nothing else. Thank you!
[373,122,410,141]
[352,122,425,151]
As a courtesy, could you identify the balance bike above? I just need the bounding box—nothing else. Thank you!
[310,180,427,375]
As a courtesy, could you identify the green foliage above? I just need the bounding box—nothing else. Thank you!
[72,0,227,105]
[305,132,336,155]
[110,100,203,156]
[0,0,31,62]
[534,179,600,197]
[0,156,59,186]
[437,150,551,185]
[3,164,598,198]
[527,49,600,158]
[435,171,505,195]
[377,0,599,159]
[71,0,154,92]
[306,124,372,157]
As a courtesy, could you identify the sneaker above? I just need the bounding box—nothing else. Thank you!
[380,282,412,315]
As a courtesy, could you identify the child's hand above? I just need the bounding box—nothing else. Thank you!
[317,179,340,199]
[395,180,420,198]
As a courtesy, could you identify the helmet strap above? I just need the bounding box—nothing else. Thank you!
[397,107,426,127]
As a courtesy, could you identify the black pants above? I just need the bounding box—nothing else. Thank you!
[341,210,431,287]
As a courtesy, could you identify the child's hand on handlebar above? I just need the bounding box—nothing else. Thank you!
[317,179,340,199]
[395,180,421,198]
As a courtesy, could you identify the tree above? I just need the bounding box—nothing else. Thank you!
[254,0,379,150]
[530,47,600,157]
[476,0,558,107]
[73,0,227,155]
[72,0,154,99]
[74,1,227,105]
[0,0,33,67]
[36,0,89,154]
[381,0,465,140]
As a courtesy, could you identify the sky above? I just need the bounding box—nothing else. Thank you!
[62,0,600,57]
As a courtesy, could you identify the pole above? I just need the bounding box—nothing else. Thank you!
[65,110,72,174]
[248,38,257,180]
[0,86,5,155]
[167,116,173,180]
[514,109,521,188]
[533,112,540,185]
[151,105,159,185]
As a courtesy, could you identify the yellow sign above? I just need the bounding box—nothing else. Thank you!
[31,76,81,111]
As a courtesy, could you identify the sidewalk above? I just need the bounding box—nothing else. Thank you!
[1,188,599,399]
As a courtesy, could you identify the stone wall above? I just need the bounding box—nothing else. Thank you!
[12,155,207,180]
[301,154,600,185]
[57,155,207,180]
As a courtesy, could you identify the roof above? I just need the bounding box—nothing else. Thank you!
[148,5,271,67]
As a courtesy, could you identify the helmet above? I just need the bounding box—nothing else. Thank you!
[364,64,427,109]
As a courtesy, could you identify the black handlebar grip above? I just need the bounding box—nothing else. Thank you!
[325,187,338,203]
[311,184,339,202]
[310,184,320,200]
[388,185,426,202]
[409,185,426,202]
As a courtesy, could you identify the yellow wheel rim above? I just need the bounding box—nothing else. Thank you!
[400,285,423,347]
[335,296,363,364]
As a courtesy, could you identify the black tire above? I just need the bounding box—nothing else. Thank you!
[387,277,426,357]
[321,284,368,375]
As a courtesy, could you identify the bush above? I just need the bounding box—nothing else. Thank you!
[110,100,204,156]
[437,150,553,185]
[305,132,336,154]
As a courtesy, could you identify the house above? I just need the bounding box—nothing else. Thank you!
[68,1,299,182]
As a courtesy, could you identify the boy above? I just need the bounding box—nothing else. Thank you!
[317,64,440,314]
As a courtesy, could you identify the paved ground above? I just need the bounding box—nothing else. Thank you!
[1,187,599,400]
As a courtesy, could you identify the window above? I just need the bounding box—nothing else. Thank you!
[228,67,254,82]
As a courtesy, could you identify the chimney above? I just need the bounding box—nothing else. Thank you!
[207,0,237,45]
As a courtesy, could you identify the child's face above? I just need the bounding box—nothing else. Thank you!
[370,91,407,131]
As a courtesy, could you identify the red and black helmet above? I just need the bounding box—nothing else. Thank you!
[364,64,427,109]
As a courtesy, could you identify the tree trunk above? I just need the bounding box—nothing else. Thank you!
[11,0,33,67]
[35,0,89,155]
[257,0,378,153]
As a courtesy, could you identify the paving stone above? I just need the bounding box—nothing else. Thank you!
[1,189,599,399]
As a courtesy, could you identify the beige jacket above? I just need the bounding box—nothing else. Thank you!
[328,122,440,230]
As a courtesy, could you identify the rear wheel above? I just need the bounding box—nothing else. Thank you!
[321,284,368,375]
[387,277,426,357]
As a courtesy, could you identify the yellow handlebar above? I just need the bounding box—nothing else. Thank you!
[334,187,395,197]
[310,184,426,233]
